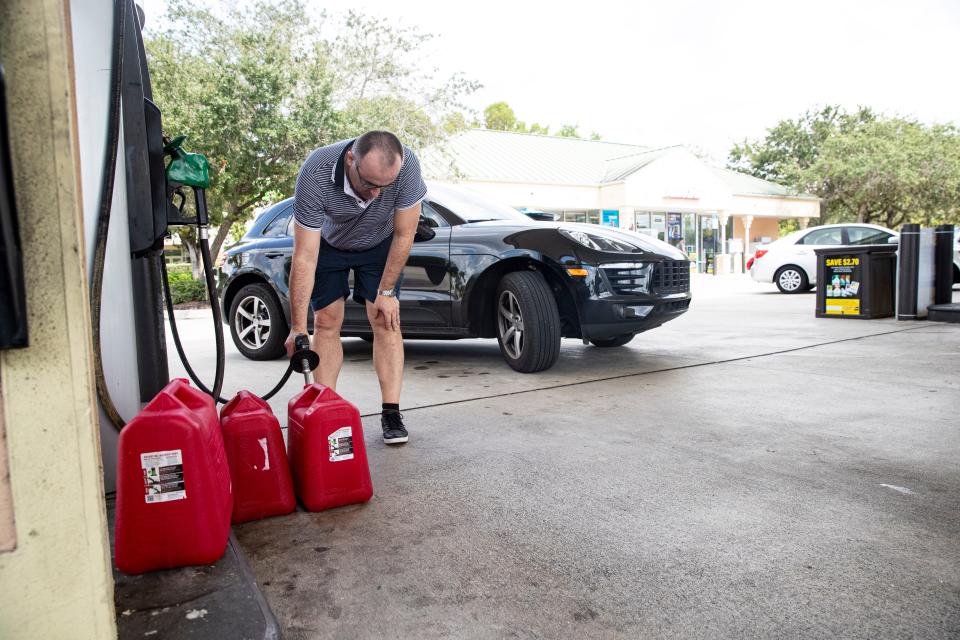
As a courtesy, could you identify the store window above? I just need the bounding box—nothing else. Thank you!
[633,211,652,232]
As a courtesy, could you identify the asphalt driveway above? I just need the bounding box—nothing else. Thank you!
[168,275,960,639]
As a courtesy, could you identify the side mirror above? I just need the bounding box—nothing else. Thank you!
[887,236,900,244]
[414,216,436,242]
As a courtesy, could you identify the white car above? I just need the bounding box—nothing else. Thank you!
[748,224,898,293]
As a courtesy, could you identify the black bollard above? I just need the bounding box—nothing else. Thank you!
[934,225,955,305]
[897,224,920,320]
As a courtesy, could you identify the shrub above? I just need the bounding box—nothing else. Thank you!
[168,278,208,304]
[166,263,194,284]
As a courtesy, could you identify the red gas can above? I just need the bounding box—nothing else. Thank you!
[287,384,373,511]
[219,391,296,523]
[115,379,232,574]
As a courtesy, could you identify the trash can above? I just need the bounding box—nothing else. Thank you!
[815,245,897,319]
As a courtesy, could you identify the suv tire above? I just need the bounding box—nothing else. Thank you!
[229,283,288,360]
[495,271,561,373]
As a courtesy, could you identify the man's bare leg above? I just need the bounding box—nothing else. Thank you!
[311,298,345,390]
[366,302,403,404]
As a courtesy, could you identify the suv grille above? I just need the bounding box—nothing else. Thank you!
[652,261,691,294]
[600,264,654,296]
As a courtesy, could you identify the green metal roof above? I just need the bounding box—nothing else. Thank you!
[709,166,816,199]
[422,129,811,199]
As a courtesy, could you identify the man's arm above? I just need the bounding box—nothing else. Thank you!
[371,202,421,331]
[284,223,321,356]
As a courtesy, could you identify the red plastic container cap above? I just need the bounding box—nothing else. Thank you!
[115,379,232,574]
[220,391,296,523]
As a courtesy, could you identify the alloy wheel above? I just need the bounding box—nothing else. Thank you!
[497,289,524,360]
[234,294,272,350]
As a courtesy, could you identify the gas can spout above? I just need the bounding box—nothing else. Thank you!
[292,334,319,386]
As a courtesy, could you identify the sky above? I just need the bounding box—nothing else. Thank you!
[142,0,960,161]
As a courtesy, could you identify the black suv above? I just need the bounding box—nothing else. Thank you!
[218,183,691,373]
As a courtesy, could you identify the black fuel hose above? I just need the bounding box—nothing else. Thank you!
[91,0,127,431]
[198,233,226,401]
[160,251,297,403]
[91,0,299,418]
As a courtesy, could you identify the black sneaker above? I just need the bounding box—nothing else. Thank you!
[381,411,409,444]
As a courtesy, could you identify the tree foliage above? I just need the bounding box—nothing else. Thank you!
[144,0,478,272]
[329,11,479,150]
[481,102,600,139]
[729,106,960,227]
[483,101,518,132]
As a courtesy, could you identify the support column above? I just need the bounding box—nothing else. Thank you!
[743,215,754,272]
[0,0,117,636]
[716,211,730,274]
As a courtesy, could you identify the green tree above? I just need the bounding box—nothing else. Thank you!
[146,0,342,273]
[729,106,876,186]
[804,119,960,227]
[484,102,518,131]
[145,2,478,274]
[330,11,479,149]
[556,123,580,138]
[728,106,960,227]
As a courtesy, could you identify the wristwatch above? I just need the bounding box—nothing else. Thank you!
[378,289,397,298]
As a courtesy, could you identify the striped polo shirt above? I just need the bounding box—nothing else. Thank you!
[293,138,427,250]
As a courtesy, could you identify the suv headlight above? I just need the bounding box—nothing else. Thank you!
[559,228,640,253]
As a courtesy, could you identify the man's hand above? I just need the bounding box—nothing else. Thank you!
[284,331,300,358]
[371,295,400,331]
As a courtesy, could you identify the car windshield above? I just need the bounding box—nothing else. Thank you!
[427,184,530,223]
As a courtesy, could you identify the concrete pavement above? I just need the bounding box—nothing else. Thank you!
[168,275,960,639]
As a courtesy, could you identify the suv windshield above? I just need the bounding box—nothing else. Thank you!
[427,184,529,223]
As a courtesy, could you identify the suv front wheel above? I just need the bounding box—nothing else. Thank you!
[229,283,288,360]
[495,271,561,373]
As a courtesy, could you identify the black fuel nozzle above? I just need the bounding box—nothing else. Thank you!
[291,334,319,385]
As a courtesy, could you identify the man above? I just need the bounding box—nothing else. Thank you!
[284,131,426,444]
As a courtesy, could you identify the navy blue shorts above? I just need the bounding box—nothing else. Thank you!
[310,237,401,311]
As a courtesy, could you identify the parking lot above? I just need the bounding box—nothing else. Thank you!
[169,275,960,639]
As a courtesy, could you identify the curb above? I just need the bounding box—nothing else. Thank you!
[172,308,213,320]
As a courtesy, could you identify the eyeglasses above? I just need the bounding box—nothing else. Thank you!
[353,160,395,191]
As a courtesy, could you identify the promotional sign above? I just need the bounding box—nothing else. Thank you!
[667,213,682,242]
[601,210,619,227]
[823,254,863,315]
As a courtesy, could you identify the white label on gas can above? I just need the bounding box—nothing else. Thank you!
[258,437,271,471]
[141,449,186,503]
[328,427,354,462]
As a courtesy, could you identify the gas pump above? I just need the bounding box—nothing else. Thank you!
[92,0,312,430]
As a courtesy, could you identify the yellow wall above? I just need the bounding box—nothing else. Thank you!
[735,217,782,249]
[0,0,116,637]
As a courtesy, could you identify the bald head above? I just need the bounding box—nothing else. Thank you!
[353,130,403,170]
[346,131,404,200]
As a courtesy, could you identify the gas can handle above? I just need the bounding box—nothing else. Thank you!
[291,334,319,386]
